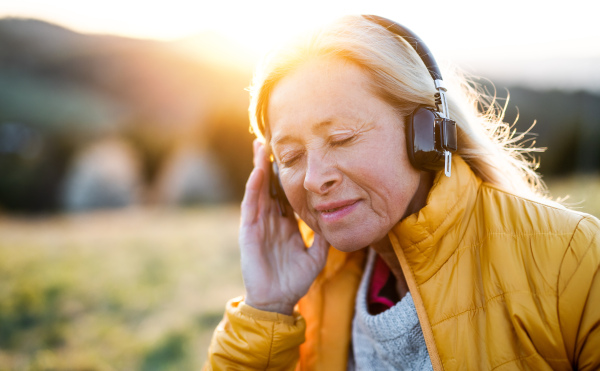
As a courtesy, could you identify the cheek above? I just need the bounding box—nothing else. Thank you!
[357,146,420,216]
[281,169,322,231]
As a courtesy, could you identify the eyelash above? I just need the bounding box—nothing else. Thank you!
[281,158,297,167]
[280,152,302,167]
[279,135,356,167]
[330,135,355,147]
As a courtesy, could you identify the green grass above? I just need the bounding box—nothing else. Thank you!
[0,206,244,370]
[546,174,600,218]
[0,174,598,370]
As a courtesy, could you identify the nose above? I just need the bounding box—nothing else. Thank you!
[303,152,341,194]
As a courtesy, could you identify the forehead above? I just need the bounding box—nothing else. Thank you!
[267,57,387,144]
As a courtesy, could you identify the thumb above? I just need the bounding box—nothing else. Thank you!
[308,233,330,268]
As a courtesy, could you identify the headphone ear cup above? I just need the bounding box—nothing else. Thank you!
[406,106,445,171]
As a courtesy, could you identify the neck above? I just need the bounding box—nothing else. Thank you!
[404,170,434,219]
[370,237,409,298]
[370,170,434,298]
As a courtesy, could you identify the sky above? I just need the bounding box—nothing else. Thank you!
[2,0,600,91]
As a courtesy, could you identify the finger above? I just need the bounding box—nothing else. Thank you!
[266,200,295,243]
[255,141,270,171]
[241,167,264,225]
[308,233,330,267]
[254,143,271,200]
[253,139,261,167]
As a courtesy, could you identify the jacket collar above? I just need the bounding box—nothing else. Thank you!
[388,156,481,284]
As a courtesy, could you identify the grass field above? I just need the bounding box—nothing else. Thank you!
[0,175,598,370]
[0,206,244,370]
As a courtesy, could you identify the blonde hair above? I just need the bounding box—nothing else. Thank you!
[249,15,547,199]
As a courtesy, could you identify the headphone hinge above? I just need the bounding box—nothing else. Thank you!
[434,79,450,120]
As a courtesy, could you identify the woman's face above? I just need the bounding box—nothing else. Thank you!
[268,57,422,252]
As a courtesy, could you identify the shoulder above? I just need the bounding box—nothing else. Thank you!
[477,182,599,238]
[473,182,600,289]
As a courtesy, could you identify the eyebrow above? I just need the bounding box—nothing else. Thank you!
[271,120,334,147]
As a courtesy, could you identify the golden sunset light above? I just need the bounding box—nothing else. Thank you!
[3,0,599,90]
[1,1,600,369]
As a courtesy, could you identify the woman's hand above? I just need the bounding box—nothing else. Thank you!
[239,140,330,315]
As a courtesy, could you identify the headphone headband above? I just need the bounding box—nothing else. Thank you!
[362,14,456,177]
[362,14,449,119]
[362,15,443,82]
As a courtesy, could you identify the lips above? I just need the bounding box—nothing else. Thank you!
[314,199,357,211]
[314,199,360,223]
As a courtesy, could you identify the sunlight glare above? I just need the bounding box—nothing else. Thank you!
[2,0,599,90]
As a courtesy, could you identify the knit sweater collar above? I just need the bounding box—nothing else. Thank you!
[349,249,433,371]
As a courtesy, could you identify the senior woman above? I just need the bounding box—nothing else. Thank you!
[204,15,600,370]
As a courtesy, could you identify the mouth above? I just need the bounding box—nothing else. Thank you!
[314,199,360,223]
[323,207,343,213]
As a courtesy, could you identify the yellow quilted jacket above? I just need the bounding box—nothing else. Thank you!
[205,157,600,370]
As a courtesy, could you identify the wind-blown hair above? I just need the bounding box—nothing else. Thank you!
[249,15,547,199]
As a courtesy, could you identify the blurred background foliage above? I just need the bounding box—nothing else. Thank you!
[0,16,599,370]
[1,18,599,214]
[0,18,254,213]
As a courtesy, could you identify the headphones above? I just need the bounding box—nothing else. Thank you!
[269,15,458,217]
[362,15,457,177]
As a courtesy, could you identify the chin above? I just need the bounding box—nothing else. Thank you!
[324,232,376,253]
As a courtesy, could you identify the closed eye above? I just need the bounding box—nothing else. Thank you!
[281,157,299,167]
[330,134,356,147]
[279,151,303,168]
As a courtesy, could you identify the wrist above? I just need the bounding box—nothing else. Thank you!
[244,297,295,316]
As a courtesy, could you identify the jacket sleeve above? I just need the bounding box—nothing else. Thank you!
[203,296,305,371]
[558,215,600,370]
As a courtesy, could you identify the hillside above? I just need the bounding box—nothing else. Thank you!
[0,18,599,213]
[0,18,255,212]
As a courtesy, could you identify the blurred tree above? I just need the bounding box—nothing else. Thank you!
[1,17,598,213]
[499,85,600,175]
[0,18,254,212]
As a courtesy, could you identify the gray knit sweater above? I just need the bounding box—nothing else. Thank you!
[347,249,433,371]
